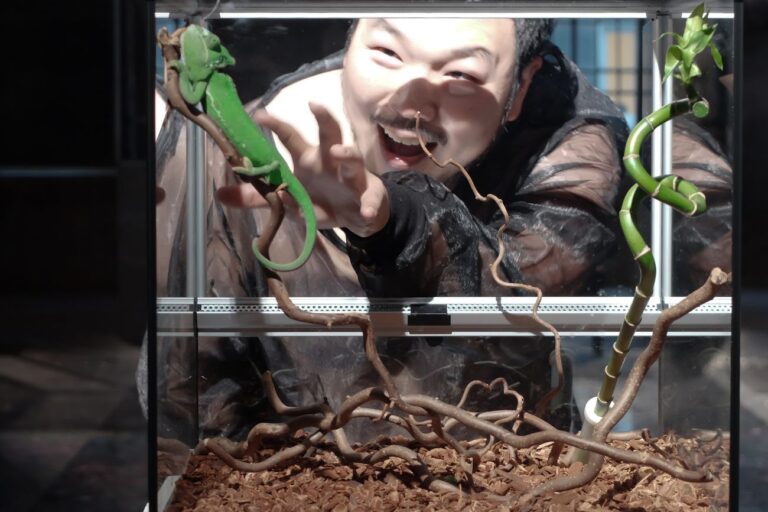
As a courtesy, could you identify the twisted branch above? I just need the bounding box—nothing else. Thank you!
[414,113,564,418]
[521,267,730,500]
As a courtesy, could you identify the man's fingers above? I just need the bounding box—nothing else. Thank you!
[357,176,390,236]
[330,144,368,195]
[253,109,310,158]
[309,102,342,173]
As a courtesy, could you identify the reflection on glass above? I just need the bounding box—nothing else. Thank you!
[156,336,197,486]
[152,13,733,508]
[672,20,734,297]
[155,17,638,299]
[660,336,731,432]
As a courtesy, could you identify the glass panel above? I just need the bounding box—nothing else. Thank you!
[191,335,729,438]
[155,333,731,509]
[156,335,197,491]
[659,336,731,432]
[572,336,660,432]
[155,16,644,299]
[671,18,735,297]
[195,334,580,441]
[155,112,190,298]
[152,4,735,510]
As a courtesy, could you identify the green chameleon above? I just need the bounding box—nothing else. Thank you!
[170,24,317,272]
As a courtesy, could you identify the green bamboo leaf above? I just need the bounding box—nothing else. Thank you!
[687,30,709,54]
[681,47,694,71]
[657,31,684,45]
[686,15,703,35]
[663,66,677,83]
[709,42,724,70]
[694,30,715,55]
[664,47,680,82]
[691,2,706,19]
[689,63,702,79]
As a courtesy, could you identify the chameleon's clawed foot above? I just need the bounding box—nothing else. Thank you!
[157,26,186,47]
[167,59,183,73]
[232,157,279,178]
[157,26,171,45]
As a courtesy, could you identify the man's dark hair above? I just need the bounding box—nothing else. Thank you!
[512,19,554,78]
[506,19,554,112]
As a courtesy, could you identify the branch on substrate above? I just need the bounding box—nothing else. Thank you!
[642,429,691,469]
[204,429,325,472]
[699,430,724,456]
[520,267,731,502]
[204,381,712,498]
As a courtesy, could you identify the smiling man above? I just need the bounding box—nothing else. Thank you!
[342,18,520,179]
[155,18,628,439]
[209,17,627,299]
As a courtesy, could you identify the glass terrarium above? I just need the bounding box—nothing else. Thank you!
[150,1,736,510]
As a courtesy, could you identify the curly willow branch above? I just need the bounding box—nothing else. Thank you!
[414,112,564,417]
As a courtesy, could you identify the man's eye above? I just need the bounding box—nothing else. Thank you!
[373,47,401,61]
[447,71,479,83]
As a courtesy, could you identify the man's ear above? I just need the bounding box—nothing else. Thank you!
[505,56,543,122]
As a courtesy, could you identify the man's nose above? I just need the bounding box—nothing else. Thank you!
[390,78,438,123]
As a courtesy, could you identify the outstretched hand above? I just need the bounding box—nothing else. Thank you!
[216,103,390,238]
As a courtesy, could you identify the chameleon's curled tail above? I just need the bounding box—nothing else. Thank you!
[251,186,317,272]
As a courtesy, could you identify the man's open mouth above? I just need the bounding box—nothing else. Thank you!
[378,125,438,162]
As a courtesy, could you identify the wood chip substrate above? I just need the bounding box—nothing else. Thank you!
[166,433,729,511]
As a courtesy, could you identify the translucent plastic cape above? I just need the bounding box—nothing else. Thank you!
[153,45,633,441]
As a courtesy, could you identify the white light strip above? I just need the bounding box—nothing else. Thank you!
[176,330,733,338]
[212,11,648,19]
[156,10,734,20]
[681,12,734,19]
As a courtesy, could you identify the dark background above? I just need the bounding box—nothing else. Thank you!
[0,0,766,511]
[0,1,152,511]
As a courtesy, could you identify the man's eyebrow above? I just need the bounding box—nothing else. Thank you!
[370,19,495,64]
[447,46,494,63]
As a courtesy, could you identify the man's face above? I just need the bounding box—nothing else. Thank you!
[341,18,518,181]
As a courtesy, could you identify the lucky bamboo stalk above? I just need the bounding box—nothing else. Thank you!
[574,3,724,457]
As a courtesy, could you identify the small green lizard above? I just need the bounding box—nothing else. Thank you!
[170,24,317,272]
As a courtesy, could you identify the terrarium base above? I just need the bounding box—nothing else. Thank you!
[165,432,728,511]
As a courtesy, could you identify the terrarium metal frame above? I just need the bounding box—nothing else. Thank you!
[153,2,735,510]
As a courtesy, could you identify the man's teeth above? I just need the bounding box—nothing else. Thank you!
[382,126,430,146]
